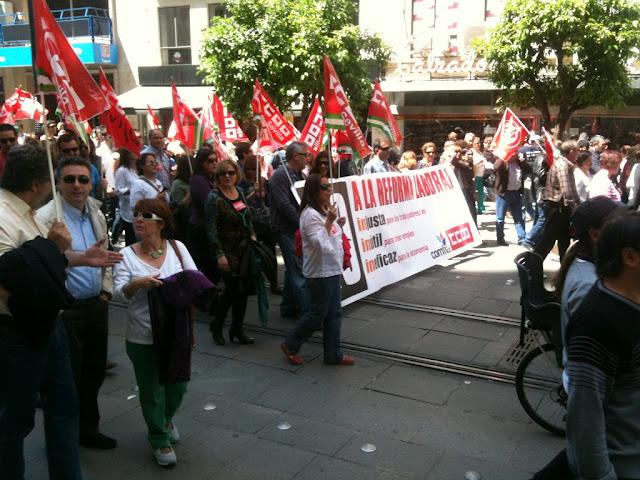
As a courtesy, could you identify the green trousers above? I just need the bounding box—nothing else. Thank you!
[126,341,188,449]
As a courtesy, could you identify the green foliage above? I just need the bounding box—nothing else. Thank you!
[475,0,640,133]
[199,0,391,122]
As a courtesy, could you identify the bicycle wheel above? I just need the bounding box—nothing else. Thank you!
[515,343,567,436]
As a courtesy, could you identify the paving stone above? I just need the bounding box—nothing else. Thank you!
[445,378,531,423]
[294,455,383,480]
[376,308,444,330]
[335,432,442,480]
[258,413,357,455]
[209,438,316,480]
[408,331,488,363]
[301,354,390,389]
[351,320,426,352]
[433,317,508,341]
[339,316,372,341]
[411,406,525,464]
[327,389,436,441]
[180,394,281,434]
[472,340,516,369]
[343,303,389,321]
[223,333,319,372]
[508,424,565,473]
[464,297,511,316]
[479,282,522,302]
[426,451,532,480]
[408,289,470,309]
[367,365,461,406]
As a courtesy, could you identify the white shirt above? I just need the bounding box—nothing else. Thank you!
[112,240,197,344]
[589,169,621,202]
[300,206,343,278]
[115,167,139,223]
[573,168,592,203]
[627,163,640,206]
[130,176,168,209]
[363,156,391,175]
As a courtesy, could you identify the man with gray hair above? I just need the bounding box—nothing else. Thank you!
[141,129,175,190]
[269,141,309,318]
[589,135,607,173]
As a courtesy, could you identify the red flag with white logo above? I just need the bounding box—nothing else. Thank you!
[98,70,141,156]
[367,81,402,145]
[212,94,248,142]
[198,100,229,160]
[251,80,296,147]
[0,103,15,124]
[489,108,529,161]
[5,88,47,123]
[171,83,201,149]
[300,97,326,156]
[33,0,109,121]
[542,127,555,167]
[323,55,371,158]
[147,105,161,131]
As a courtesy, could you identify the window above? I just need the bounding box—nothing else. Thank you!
[207,3,228,22]
[159,6,191,65]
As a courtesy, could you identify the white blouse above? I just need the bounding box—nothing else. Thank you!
[130,177,169,211]
[573,168,592,203]
[113,240,197,344]
[300,206,344,279]
[114,167,138,223]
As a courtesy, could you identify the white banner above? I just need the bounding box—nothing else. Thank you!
[294,165,482,306]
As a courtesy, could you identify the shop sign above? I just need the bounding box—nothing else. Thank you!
[387,51,494,80]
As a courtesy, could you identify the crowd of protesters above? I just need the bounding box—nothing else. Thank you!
[0,118,638,478]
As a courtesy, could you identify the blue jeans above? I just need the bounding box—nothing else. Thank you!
[524,202,548,248]
[285,276,343,363]
[278,231,307,316]
[0,318,81,480]
[495,191,526,242]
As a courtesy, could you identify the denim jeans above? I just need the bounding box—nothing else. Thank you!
[278,231,307,316]
[495,191,526,242]
[524,201,548,248]
[0,318,81,480]
[285,275,343,363]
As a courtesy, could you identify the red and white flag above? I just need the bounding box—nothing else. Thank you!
[252,117,278,155]
[212,94,248,142]
[542,127,555,167]
[251,80,296,147]
[146,104,161,130]
[5,88,47,123]
[0,103,15,124]
[98,70,141,156]
[323,55,370,158]
[367,81,402,145]
[300,97,326,156]
[198,100,229,160]
[171,83,201,149]
[33,0,109,121]
[489,108,529,161]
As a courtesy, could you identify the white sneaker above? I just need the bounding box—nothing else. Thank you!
[153,447,177,467]
[167,422,180,444]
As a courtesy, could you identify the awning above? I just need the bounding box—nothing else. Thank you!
[117,86,215,110]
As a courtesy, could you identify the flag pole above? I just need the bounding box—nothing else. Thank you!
[327,128,335,204]
[28,0,62,221]
[253,115,262,190]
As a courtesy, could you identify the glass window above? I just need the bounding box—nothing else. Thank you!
[158,6,191,65]
[207,3,228,22]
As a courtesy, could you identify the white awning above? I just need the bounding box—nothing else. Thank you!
[117,86,215,110]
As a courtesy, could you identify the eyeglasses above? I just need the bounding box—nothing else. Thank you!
[60,146,79,154]
[62,174,90,185]
[320,183,333,191]
[0,137,16,144]
[133,211,163,221]
[221,170,236,177]
[295,152,311,158]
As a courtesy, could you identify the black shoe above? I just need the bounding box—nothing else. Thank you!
[229,331,255,345]
[80,432,117,450]
[496,239,509,246]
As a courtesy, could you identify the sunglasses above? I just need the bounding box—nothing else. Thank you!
[220,170,236,177]
[320,183,333,191]
[133,211,163,221]
[61,147,79,154]
[62,174,90,185]
[0,137,16,144]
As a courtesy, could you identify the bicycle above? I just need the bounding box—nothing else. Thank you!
[514,251,567,436]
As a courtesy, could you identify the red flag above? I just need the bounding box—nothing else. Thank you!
[6,88,47,123]
[251,80,296,147]
[98,70,141,156]
[171,83,201,149]
[489,108,529,161]
[300,97,326,156]
[252,117,278,155]
[147,105,161,130]
[197,100,229,160]
[0,103,15,124]
[33,0,109,121]
[367,81,403,145]
[212,94,248,142]
[542,127,555,167]
[323,55,370,158]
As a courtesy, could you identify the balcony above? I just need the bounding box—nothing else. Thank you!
[0,8,117,68]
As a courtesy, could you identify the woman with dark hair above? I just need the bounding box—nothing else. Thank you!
[170,155,192,242]
[130,152,168,206]
[113,198,197,467]
[310,151,331,177]
[112,148,139,245]
[452,148,478,225]
[573,151,593,203]
[187,148,218,284]
[205,159,255,345]
[280,174,354,366]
